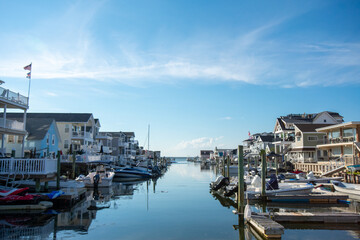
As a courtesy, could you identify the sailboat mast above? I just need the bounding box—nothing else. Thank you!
[148,124,150,151]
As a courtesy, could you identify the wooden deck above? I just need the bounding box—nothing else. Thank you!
[260,212,360,223]
[246,214,284,239]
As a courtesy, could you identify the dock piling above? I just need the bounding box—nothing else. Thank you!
[238,145,244,215]
[260,150,266,199]
[56,151,61,190]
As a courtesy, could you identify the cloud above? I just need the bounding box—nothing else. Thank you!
[220,117,232,120]
[174,136,224,150]
[0,2,359,87]
[44,91,57,97]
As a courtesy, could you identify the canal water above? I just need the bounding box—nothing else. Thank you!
[1,158,359,239]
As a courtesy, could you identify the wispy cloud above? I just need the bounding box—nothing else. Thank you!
[220,117,232,120]
[0,2,359,87]
[174,136,224,151]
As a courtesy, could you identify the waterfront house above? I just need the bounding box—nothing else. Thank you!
[273,111,343,158]
[3,113,98,157]
[0,84,28,157]
[0,85,57,188]
[3,117,61,158]
[287,124,330,163]
[200,150,213,161]
[316,122,360,170]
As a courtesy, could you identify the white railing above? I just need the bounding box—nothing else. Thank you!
[0,86,29,107]
[0,118,25,131]
[72,131,93,139]
[0,158,57,175]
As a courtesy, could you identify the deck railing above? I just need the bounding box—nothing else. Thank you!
[294,160,345,175]
[0,158,57,175]
[0,118,25,131]
[0,86,28,107]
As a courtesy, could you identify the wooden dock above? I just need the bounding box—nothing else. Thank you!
[246,214,284,239]
[260,212,360,223]
[267,192,349,203]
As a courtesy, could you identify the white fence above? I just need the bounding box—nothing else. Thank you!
[0,158,57,175]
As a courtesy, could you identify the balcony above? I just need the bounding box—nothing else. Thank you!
[72,131,93,140]
[0,118,25,132]
[0,86,28,108]
[0,158,57,175]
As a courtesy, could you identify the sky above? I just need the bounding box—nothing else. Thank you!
[0,0,359,157]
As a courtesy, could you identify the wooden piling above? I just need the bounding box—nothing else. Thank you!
[227,155,230,178]
[56,151,61,190]
[72,151,76,179]
[261,150,266,199]
[238,145,244,215]
[222,156,225,176]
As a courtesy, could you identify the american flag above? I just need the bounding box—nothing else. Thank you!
[24,63,32,71]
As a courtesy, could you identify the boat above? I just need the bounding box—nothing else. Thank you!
[11,179,85,190]
[332,180,360,198]
[283,171,343,184]
[76,165,115,188]
[113,166,152,181]
[212,175,314,200]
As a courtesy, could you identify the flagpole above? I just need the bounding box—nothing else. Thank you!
[27,62,32,105]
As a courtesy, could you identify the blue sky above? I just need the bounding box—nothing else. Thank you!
[0,0,359,156]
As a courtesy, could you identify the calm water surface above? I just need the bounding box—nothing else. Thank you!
[2,158,359,240]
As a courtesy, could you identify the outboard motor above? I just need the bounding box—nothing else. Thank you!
[278,174,286,181]
[266,174,279,190]
[224,182,247,197]
[211,177,230,191]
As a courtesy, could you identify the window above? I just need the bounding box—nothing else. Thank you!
[331,130,340,138]
[343,128,354,138]
[317,150,321,157]
[64,140,69,149]
[7,135,14,143]
[344,146,353,155]
[323,150,328,157]
[52,134,55,145]
[17,136,23,143]
[323,119,327,123]
[332,147,341,155]
[308,136,318,141]
[65,124,69,133]
[46,134,49,145]
[296,137,301,141]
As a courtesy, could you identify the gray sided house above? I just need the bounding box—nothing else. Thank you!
[286,124,331,163]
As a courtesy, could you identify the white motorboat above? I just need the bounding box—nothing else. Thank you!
[284,171,343,184]
[77,165,115,188]
[332,180,360,198]
[218,175,314,199]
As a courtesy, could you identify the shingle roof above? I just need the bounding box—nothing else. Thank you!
[123,132,135,137]
[295,124,333,132]
[25,118,55,140]
[1,113,92,123]
[259,135,274,142]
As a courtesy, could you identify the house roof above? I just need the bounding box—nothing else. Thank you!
[295,124,333,132]
[123,132,135,137]
[259,135,274,142]
[25,118,55,140]
[1,113,93,123]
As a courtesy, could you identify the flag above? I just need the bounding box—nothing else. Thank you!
[248,131,251,137]
[26,72,31,79]
[24,63,32,71]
